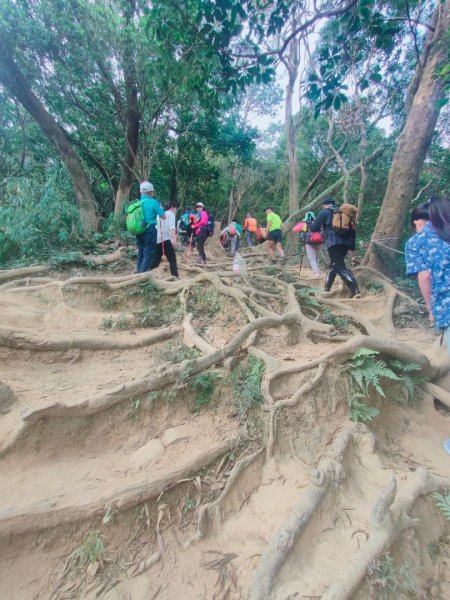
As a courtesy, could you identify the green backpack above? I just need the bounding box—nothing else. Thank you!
[126,200,147,235]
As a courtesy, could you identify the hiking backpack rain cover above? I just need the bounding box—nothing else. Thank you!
[126,200,147,235]
[332,203,358,237]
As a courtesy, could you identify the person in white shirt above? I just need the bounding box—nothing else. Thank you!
[150,202,179,278]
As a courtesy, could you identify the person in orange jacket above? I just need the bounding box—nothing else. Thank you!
[243,212,258,247]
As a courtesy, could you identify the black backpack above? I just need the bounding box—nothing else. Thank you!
[205,212,215,237]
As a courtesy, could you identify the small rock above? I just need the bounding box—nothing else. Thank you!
[160,424,194,447]
[0,382,16,415]
[131,439,165,469]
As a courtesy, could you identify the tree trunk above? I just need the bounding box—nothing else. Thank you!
[363,1,449,270]
[0,47,98,234]
[284,34,300,256]
[114,0,140,216]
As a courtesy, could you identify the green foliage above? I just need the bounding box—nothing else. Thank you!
[188,286,222,318]
[295,286,322,309]
[102,315,131,330]
[387,359,426,406]
[432,491,450,522]
[322,309,351,332]
[344,349,426,422]
[0,171,84,266]
[427,541,440,564]
[100,295,120,311]
[48,251,85,267]
[129,398,141,420]
[126,280,179,327]
[165,341,200,364]
[230,356,265,415]
[367,551,416,599]
[182,496,196,513]
[346,348,400,398]
[348,395,380,423]
[68,531,105,570]
[188,372,220,412]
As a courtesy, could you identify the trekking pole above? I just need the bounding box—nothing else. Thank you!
[297,244,306,277]
[186,232,194,262]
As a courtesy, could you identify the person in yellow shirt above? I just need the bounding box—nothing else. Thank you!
[265,207,285,263]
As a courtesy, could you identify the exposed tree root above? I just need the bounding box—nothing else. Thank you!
[321,467,450,600]
[81,248,125,265]
[0,434,239,539]
[1,311,306,461]
[266,363,328,458]
[0,277,55,290]
[0,325,180,351]
[318,298,379,336]
[188,447,265,545]
[249,425,358,600]
[425,382,450,410]
[0,265,51,283]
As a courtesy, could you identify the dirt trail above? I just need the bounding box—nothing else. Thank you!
[0,253,449,600]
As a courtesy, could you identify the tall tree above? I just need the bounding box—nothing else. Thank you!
[363,0,450,269]
[0,44,98,232]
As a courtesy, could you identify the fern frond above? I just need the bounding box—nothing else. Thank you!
[432,492,450,521]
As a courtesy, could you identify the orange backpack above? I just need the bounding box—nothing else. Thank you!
[332,204,358,237]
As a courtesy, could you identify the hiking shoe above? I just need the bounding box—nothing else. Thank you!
[281,256,287,266]
[350,292,362,299]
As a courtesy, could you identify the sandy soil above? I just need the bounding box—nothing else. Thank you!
[0,252,449,600]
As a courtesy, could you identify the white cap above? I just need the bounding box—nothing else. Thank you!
[195,202,204,208]
[140,181,154,193]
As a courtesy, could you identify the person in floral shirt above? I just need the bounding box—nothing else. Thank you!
[405,197,450,352]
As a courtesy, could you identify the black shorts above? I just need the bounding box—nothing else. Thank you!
[267,229,283,243]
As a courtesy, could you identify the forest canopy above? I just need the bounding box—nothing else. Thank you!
[0,0,449,267]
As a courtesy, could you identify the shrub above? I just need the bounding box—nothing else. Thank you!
[0,170,84,266]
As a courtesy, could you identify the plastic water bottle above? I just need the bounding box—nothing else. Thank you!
[232,252,247,276]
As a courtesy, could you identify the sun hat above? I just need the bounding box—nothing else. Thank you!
[140,181,154,193]
[196,202,205,208]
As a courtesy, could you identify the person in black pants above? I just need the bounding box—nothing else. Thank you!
[191,202,209,264]
[151,201,179,278]
[310,197,361,297]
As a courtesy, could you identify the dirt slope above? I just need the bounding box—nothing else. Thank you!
[0,250,449,600]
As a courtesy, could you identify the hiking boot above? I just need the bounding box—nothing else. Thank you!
[281,256,287,266]
[340,269,360,297]
[324,269,337,292]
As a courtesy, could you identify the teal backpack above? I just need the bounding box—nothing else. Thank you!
[126,200,147,235]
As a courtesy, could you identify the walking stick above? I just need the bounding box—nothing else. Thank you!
[186,232,194,262]
[297,244,306,277]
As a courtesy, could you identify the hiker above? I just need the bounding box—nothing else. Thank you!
[220,221,241,257]
[264,207,285,263]
[151,201,179,278]
[191,202,209,264]
[178,207,194,246]
[243,213,258,247]
[310,197,360,297]
[405,197,450,354]
[293,211,324,278]
[135,182,165,273]
[256,225,268,244]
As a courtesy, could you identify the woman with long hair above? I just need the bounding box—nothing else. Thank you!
[406,196,450,341]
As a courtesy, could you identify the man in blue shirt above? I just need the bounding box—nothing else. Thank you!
[136,181,165,273]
